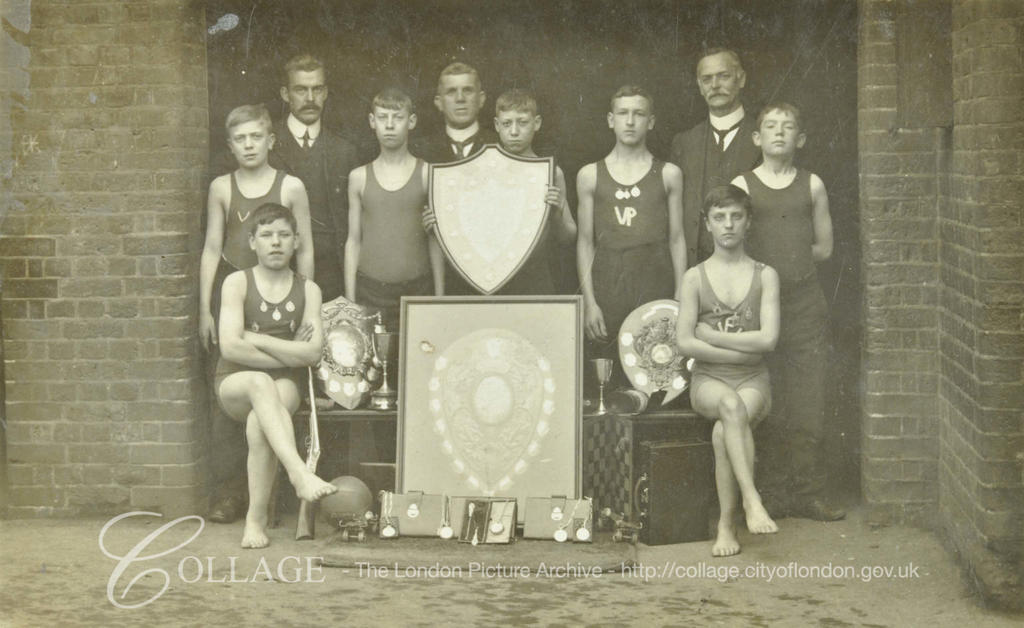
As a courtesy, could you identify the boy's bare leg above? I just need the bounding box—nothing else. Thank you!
[695,380,777,536]
[242,410,276,548]
[710,420,741,556]
[218,373,337,532]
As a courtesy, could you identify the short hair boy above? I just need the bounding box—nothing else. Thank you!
[345,87,443,329]
[489,88,577,294]
[676,185,781,555]
[215,203,336,548]
[576,86,686,374]
[730,102,844,522]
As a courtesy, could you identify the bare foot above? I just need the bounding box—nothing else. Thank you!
[293,471,338,503]
[744,499,779,534]
[241,517,269,549]
[711,520,740,557]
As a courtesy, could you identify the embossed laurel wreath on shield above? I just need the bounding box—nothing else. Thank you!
[397,297,582,523]
[428,144,553,294]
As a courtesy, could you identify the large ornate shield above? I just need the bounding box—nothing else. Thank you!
[429,145,553,294]
[316,296,379,409]
[618,299,694,405]
[398,297,582,523]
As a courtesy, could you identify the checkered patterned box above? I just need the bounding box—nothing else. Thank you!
[582,410,708,519]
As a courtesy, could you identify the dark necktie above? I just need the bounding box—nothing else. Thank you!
[451,138,473,158]
[301,130,312,150]
[713,121,742,152]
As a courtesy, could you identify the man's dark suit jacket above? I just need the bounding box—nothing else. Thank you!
[270,120,359,299]
[412,127,500,165]
[670,114,761,266]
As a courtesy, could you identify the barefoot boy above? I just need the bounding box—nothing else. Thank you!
[199,105,314,524]
[676,184,780,556]
[731,103,844,522]
[345,88,444,329]
[490,88,577,294]
[577,86,686,369]
[215,203,337,548]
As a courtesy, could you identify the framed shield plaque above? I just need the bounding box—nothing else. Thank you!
[618,299,694,405]
[397,296,582,522]
[429,145,554,295]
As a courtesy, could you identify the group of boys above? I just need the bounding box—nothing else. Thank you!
[200,49,843,554]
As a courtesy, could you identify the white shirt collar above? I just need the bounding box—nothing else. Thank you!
[287,113,321,145]
[709,105,745,131]
[446,121,480,143]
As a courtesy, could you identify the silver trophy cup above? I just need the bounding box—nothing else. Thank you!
[370,331,399,410]
[591,358,614,415]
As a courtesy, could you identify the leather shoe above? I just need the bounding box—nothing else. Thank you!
[208,494,246,523]
[790,498,846,522]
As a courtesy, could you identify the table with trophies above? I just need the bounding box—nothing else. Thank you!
[294,147,711,546]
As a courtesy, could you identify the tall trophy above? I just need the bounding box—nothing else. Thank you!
[371,319,399,411]
[591,358,613,415]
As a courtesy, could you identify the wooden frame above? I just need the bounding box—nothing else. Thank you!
[396,296,583,521]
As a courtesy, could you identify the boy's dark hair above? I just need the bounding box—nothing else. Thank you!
[495,88,539,117]
[702,185,753,220]
[610,85,654,116]
[283,53,325,85]
[225,104,272,135]
[696,47,744,73]
[250,203,297,235]
[372,87,415,114]
[437,62,481,91]
[756,102,803,132]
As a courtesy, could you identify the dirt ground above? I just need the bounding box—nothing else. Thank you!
[1,505,1020,627]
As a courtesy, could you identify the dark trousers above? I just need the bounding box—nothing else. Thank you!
[758,276,831,498]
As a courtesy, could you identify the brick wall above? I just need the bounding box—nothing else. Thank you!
[859,0,1023,609]
[858,0,943,525]
[939,0,1023,609]
[0,0,208,516]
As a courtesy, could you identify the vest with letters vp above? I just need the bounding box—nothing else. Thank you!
[592,158,668,250]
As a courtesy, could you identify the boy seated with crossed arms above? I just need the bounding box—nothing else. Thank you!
[490,88,577,294]
[344,88,444,329]
[215,203,336,549]
[676,185,780,556]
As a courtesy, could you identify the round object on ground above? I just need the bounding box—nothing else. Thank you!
[320,476,373,529]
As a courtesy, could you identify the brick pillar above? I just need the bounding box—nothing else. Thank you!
[857,0,943,525]
[1,1,208,516]
[939,0,1024,610]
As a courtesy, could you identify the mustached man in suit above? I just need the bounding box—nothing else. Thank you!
[670,48,760,268]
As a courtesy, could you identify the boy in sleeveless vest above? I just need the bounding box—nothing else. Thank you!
[676,185,781,556]
[731,103,845,522]
[199,104,315,523]
[576,85,686,380]
[215,203,337,549]
[345,88,444,330]
[490,88,577,295]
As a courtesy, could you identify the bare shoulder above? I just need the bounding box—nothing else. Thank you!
[209,173,231,197]
[577,162,597,187]
[349,164,367,185]
[662,161,683,183]
[282,173,307,194]
[222,268,247,294]
[302,275,323,300]
[808,172,827,194]
[682,265,702,288]
[758,262,780,286]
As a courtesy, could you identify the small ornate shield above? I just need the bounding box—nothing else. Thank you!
[618,299,694,405]
[429,145,553,294]
[316,296,379,409]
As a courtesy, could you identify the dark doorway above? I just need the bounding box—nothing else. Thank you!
[205,0,861,495]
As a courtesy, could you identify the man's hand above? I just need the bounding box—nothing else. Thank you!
[695,321,715,343]
[294,321,315,343]
[584,301,608,342]
[421,205,437,232]
[545,184,563,210]
[200,310,217,351]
